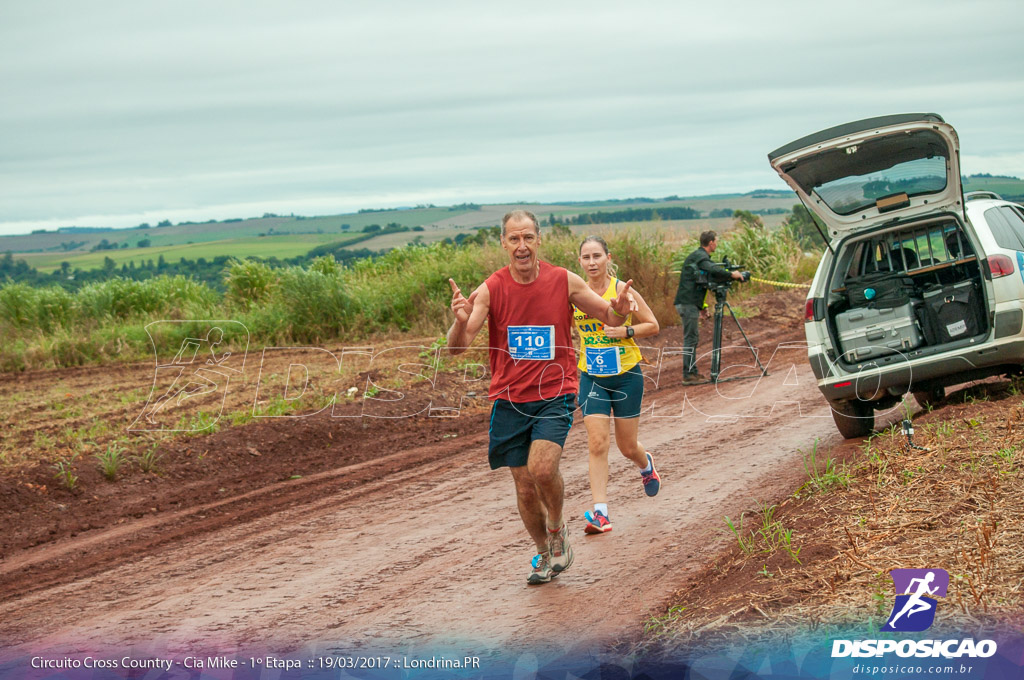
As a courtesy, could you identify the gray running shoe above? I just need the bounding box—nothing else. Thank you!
[547,523,574,572]
[527,552,556,585]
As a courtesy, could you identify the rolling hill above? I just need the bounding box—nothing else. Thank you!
[3,176,1019,274]
[2,192,798,273]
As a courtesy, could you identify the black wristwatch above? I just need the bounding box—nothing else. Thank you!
[626,326,635,339]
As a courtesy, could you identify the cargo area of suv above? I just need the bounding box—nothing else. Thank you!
[767,113,1022,438]
[825,217,988,369]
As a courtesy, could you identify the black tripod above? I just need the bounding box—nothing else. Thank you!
[709,285,768,383]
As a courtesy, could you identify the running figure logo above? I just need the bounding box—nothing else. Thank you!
[130,321,249,432]
[881,568,949,632]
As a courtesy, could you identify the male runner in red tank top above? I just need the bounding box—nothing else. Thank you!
[447,210,634,585]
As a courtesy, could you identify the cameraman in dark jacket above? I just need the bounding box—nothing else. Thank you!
[674,230,745,384]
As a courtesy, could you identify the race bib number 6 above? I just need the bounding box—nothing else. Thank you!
[508,325,554,360]
[585,346,621,376]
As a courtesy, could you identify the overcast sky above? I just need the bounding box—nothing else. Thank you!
[1,1,1023,235]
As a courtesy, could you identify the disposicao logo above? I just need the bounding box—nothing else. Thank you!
[882,568,948,632]
[832,568,998,659]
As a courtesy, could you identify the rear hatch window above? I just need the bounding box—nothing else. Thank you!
[769,115,963,239]
[815,146,947,216]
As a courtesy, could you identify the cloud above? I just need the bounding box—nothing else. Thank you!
[1,0,1022,234]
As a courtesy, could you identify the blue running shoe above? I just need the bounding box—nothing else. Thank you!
[642,452,661,497]
[584,510,613,534]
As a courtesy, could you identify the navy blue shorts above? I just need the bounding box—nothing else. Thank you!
[578,364,645,418]
[488,394,576,470]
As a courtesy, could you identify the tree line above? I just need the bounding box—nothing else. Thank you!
[558,206,702,224]
[2,205,818,293]
[0,247,383,293]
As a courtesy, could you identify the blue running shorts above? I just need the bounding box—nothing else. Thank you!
[487,394,576,469]
[578,364,645,418]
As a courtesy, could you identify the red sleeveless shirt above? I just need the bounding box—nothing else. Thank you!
[485,261,579,402]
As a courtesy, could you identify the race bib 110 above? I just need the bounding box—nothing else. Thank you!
[508,325,554,360]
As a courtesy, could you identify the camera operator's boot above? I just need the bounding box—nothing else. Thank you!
[682,371,707,385]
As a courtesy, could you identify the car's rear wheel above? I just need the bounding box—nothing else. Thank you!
[912,386,945,410]
[830,398,874,439]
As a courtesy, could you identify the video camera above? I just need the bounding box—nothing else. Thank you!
[700,256,767,383]
[697,257,751,293]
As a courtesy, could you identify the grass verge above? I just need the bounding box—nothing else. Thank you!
[636,380,1024,654]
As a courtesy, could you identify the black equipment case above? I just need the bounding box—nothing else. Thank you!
[845,272,917,309]
[919,282,985,345]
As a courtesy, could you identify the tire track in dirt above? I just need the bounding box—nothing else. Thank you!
[0,427,489,599]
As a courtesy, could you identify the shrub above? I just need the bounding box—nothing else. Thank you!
[34,286,75,332]
[74,276,216,322]
[0,283,38,329]
[722,222,802,284]
[308,254,341,276]
[274,267,352,342]
[345,240,504,334]
[223,260,278,309]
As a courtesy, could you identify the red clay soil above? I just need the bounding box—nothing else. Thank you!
[0,290,879,658]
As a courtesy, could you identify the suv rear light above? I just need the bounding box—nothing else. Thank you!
[988,254,1014,278]
[805,297,824,322]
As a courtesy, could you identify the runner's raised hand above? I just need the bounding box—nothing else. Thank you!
[609,279,634,318]
[449,278,478,324]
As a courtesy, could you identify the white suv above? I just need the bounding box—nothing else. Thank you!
[768,113,1024,438]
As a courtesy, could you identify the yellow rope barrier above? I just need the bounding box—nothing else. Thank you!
[748,276,811,289]
[667,271,811,289]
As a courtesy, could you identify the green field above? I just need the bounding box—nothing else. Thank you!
[5,194,802,273]
[18,233,355,272]
[963,175,1024,198]
[3,195,797,251]
[14,178,1017,273]
[349,213,788,252]
[2,207,474,256]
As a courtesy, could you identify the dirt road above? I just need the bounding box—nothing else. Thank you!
[0,291,883,660]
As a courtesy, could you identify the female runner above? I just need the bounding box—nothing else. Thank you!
[573,236,661,534]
